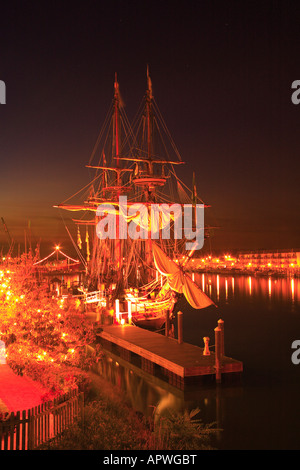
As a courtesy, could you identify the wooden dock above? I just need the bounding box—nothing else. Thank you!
[96,324,243,389]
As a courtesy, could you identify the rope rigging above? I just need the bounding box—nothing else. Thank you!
[53,71,211,315]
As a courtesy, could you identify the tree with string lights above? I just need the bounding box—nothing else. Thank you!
[0,254,100,398]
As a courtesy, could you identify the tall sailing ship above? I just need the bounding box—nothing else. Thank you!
[55,69,215,329]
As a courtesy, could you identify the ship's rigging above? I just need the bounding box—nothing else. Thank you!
[54,69,216,324]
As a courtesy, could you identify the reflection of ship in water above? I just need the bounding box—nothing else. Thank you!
[90,346,242,440]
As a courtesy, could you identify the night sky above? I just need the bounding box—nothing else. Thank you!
[1,0,300,257]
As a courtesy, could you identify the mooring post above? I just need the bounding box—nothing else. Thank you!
[165,309,170,337]
[218,319,224,357]
[214,326,222,383]
[115,299,120,323]
[177,311,183,344]
[203,336,210,355]
[127,301,132,324]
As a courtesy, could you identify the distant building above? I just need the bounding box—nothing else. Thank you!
[237,249,300,273]
[186,249,300,275]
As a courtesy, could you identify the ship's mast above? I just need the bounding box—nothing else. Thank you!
[114,68,184,278]
[114,73,120,183]
[145,67,154,270]
[113,73,121,269]
[81,76,134,287]
[146,66,152,168]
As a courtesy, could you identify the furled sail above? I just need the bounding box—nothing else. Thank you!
[119,202,182,236]
[57,200,184,242]
[152,242,216,309]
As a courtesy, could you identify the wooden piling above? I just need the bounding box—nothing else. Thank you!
[165,310,170,337]
[177,311,183,344]
[127,301,132,324]
[218,319,224,357]
[115,299,120,323]
[214,326,222,383]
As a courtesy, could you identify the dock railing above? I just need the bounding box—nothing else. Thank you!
[0,389,84,450]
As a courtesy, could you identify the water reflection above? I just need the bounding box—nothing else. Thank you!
[93,273,300,449]
[92,349,239,446]
[193,272,300,307]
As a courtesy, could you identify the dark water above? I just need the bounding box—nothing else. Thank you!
[94,273,300,450]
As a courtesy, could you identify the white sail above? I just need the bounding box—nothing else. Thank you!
[152,242,216,309]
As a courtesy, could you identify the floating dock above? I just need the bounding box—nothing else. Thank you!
[96,323,243,389]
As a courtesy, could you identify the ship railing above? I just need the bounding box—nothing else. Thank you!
[84,290,107,304]
[125,295,174,313]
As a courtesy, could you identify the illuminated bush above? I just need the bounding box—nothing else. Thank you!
[0,255,101,398]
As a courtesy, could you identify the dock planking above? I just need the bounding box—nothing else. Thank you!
[96,324,243,387]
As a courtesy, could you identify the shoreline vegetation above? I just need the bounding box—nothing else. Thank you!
[40,371,218,451]
[0,255,218,450]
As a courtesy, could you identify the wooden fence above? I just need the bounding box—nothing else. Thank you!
[0,389,84,450]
